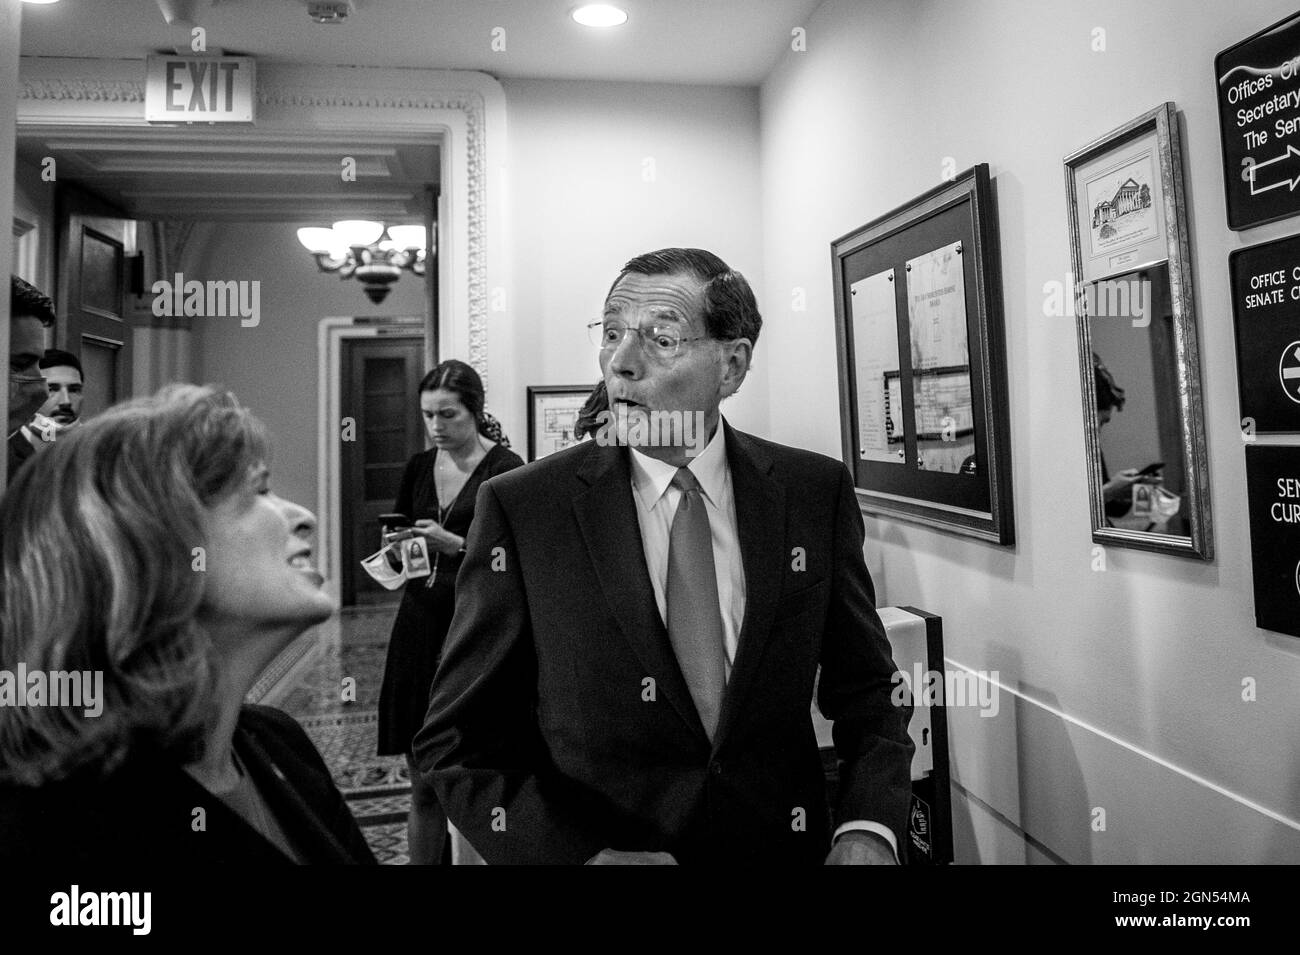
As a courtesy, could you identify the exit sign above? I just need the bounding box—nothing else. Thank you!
[145,55,256,124]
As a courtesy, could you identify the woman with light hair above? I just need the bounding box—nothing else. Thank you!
[0,384,375,864]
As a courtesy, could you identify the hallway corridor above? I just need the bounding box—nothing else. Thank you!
[258,606,412,865]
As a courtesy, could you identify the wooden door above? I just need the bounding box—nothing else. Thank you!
[56,185,135,416]
[340,335,425,606]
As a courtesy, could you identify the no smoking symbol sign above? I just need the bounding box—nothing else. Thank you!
[1280,341,1300,404]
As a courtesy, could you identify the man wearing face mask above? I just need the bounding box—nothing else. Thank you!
[36,349,85,432]
[7,277,56,477]
[9,349,82,472]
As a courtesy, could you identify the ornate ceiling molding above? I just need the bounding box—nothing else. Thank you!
[19,79,145,102]
[257,89,476,111]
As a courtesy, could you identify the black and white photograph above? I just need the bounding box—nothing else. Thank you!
[0,0,1293,937]
[832,164,1015,544]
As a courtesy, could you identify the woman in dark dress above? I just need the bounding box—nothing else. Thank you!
[1093,352,1156,521]
[377,359,523,864]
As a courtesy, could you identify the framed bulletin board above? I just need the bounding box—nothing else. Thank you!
[831,164,1014,545]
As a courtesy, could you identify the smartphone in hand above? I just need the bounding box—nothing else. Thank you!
[378,512,413,543]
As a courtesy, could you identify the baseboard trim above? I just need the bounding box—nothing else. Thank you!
[945,657,1300,835]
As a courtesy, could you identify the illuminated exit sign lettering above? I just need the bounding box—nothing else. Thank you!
[145,55,256,124]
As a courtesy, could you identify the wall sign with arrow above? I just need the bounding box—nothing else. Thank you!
[1248,143,1300,198]
[1216,11,1300,230]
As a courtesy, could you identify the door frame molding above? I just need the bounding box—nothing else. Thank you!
[16,57,505,393]
[55,185,137,412]
[318,316,424,598]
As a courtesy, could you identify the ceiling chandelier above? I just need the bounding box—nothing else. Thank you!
[297,220,428,304]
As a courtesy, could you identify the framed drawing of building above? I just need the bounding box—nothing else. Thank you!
[1064,103,1213,560]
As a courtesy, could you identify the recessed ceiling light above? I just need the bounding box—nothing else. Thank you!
[571,4,627,28]
[21,0,62,5]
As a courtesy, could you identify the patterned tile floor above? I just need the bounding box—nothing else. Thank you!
[272,603,413,865]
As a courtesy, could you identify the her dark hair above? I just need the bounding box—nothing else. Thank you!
[1093,352,1126,412]
[419,359,510,448]
[10,275,56,327]
[574,380,608,439]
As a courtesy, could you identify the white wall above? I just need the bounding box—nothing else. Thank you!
[185,78,764,549]
[496,79,767,444]
[762,0,1300,861]
[190,221,426,518]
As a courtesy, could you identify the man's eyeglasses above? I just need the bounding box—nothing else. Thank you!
[587,321,710,361]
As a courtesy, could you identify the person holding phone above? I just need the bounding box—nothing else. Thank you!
[375,359,523,864]
[1094,353,1162,520]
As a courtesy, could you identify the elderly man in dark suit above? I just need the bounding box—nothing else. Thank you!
[414,248,913,865]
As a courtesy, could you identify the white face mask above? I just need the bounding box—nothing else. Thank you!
[30,412,59,443]
[1148,485,1181,519]
[359,537,432,590]
[360,544,406,590]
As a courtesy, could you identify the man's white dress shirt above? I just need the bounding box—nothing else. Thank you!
[626,422,899,861]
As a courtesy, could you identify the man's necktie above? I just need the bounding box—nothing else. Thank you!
[665,467,727,741]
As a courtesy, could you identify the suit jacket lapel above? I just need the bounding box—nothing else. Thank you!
[715,423,785,749]
[573,441,708,742]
